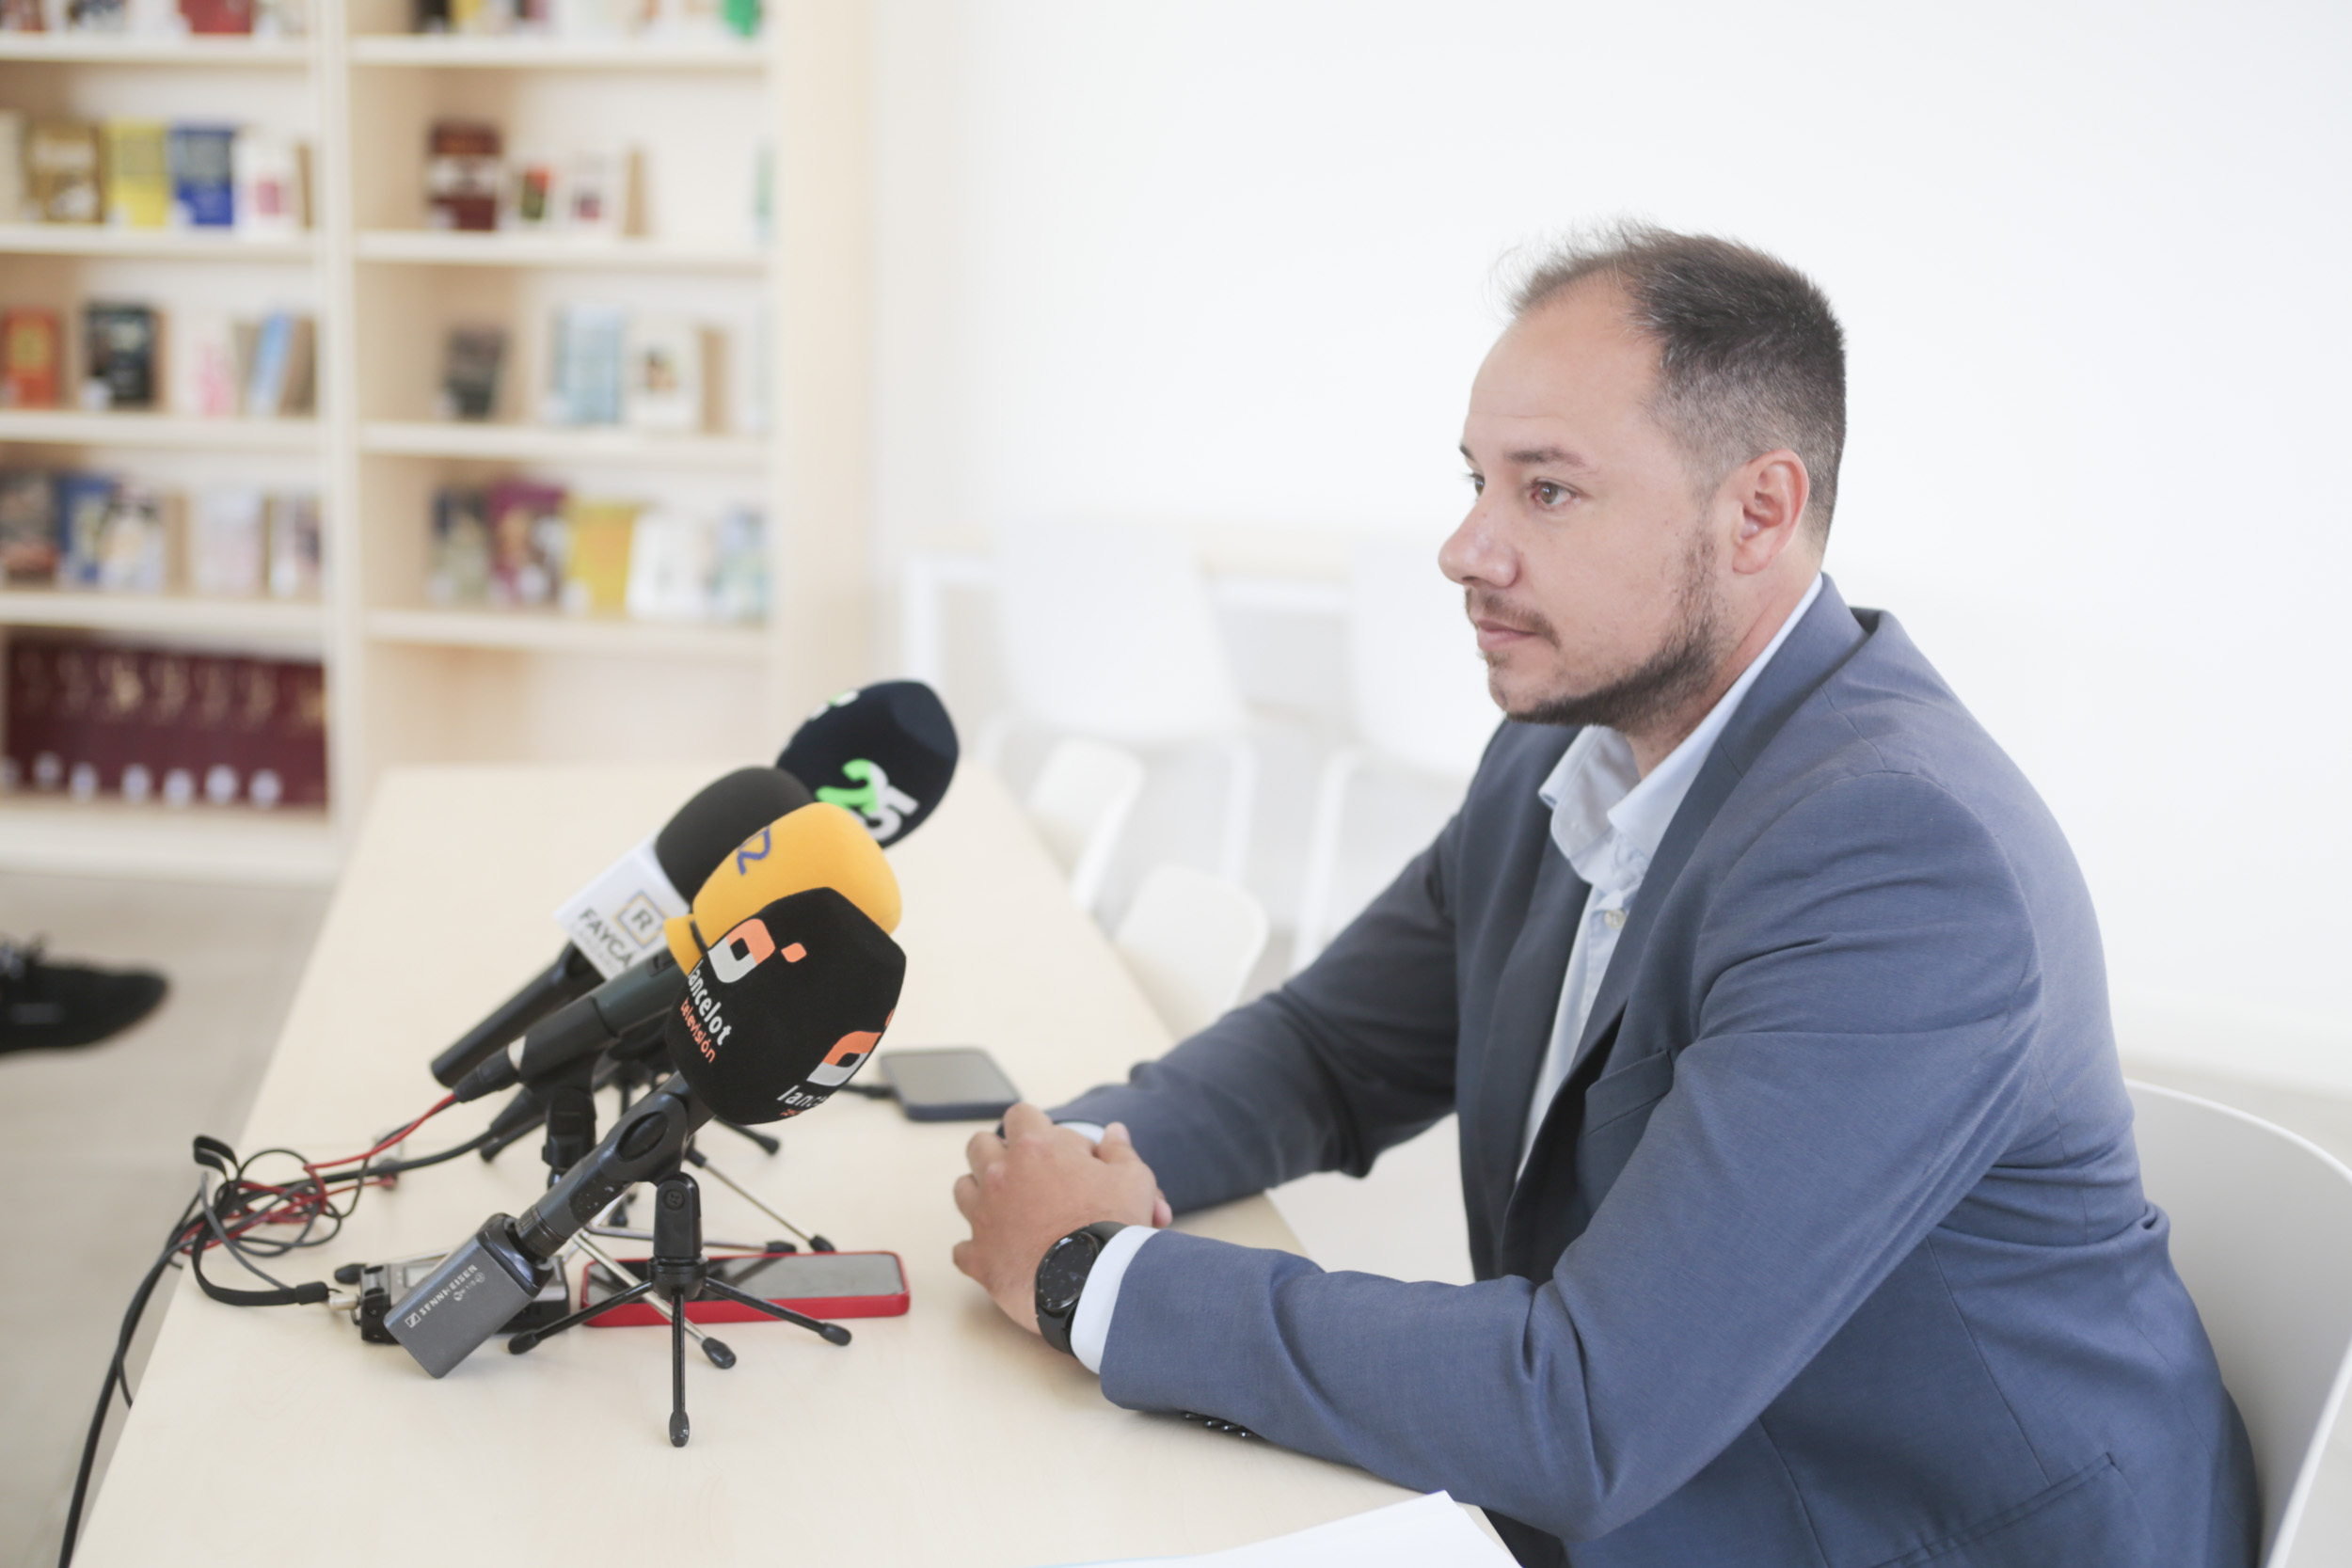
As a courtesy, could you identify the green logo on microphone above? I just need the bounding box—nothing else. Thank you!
[816,758,917,841]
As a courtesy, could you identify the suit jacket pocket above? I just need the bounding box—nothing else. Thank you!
[1583,1046,1675,1133]
[1872,1454,2153,1567]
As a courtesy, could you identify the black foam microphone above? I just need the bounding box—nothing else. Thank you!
[387,887,905,1378]
[778,681,958,847]
[428,765,811,1087]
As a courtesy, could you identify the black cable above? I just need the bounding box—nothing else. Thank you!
[369,1130,493,1176]
[59,1191,199,1568]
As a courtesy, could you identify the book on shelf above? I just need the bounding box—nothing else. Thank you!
[231,131,310,239]
[0,2,43,31]
[243,310,314,416]
[425,119,502,232]
[29,122,103,226]
[562,497,637,614]
[1,309,62,409]
[188,484,263,595]
[562,148,634,236]
[102,120,171,230]
[501,152,560,231]
[0,469,55,582]
[427,487,490,605]
[167,309,240,416]
[179,0,256,32]
[485,478,564,606]
[710,505,763,622]
[53,472,114,588]
[92,480,176,593]
[4,633,326,808]
[81,301,160,411]
[438,325,507,420]
[168,125,237,229]
[0,114,24,226]
[545,303,626,425]
[623,313,704,433]
[263,488,320,598]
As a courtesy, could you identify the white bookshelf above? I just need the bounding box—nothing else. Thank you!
[0,224,317,261]
[352,230,766,272]
[0,409,320,451]
[358,420,766,468]
[0,34,312,66]
[0,2,875,883]
[0,589,324,641]
[348,36,764,71]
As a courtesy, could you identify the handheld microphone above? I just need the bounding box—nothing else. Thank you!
[778,681,958,847]
[388,886,905,1378]
[450,802,901,1106]
[428,766,812,1087]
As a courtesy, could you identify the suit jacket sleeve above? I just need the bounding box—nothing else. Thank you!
[1051,807,1469,1213]
[1089,771,2047,1543]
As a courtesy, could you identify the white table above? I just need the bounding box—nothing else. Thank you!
[75,763,1416,1566]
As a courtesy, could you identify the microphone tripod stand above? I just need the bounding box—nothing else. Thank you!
[507,1164,850,1447]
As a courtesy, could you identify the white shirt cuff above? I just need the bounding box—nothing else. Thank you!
[1069,1224,1155,1374]
[1057,1120,1106,1144]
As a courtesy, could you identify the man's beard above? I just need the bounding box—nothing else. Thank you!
[1477,528,1729,735]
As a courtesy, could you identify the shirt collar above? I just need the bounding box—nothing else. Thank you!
[1538,574,1823,884]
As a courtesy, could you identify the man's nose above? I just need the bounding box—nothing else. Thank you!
[1439,505,1514,589]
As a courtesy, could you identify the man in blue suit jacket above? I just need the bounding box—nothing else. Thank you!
[949,226,2257,1566]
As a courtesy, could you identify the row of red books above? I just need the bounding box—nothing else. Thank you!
[3,633,326,809]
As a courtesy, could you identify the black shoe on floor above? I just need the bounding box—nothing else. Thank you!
[0,939,168,1053]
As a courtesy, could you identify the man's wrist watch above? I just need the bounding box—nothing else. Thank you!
[1034,1221,1129,1357]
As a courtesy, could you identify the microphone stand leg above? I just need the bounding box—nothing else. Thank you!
[669,1295,691,1448]
[686,1150,832,1252]
[698,1275,853,1346]
[572,1231,735,1368]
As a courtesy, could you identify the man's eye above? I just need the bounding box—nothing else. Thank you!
[1466,472,1485,493]
[1533,482,1567,505]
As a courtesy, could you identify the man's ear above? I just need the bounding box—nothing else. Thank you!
[1728,450,1809,574]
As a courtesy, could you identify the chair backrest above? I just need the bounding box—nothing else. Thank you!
[1025,736,1148,915]
[1111,863,1270,1041]
[2126,1080,2352,1566]
[994,522,1247,748]
[1346,540,1498,780]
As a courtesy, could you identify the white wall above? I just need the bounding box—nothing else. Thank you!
[873,0,2352,1091]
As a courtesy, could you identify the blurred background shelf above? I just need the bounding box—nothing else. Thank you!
[0,591,325,641]
[358,420,767,467]
[0,797,336,884]
[0,225,316,262]
[364,607,765,659]
[347,35,764,71]
[353,230,767,272]
[0,411,320,451]
[0,34,312,66]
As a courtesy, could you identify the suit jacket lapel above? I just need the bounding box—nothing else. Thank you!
[1469,841,1587,1223]
[1560,576,1874,1083]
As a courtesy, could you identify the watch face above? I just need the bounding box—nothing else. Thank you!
[1037,1232,1100,1317]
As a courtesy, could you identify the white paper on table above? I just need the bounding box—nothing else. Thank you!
[1058,1491,1516,1567]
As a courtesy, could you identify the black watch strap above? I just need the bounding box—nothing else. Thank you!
[1034,1221,1130,1357]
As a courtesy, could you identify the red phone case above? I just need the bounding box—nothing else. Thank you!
[580,1250,910,1327]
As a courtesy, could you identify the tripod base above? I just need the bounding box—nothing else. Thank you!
[506,1168,849,1444]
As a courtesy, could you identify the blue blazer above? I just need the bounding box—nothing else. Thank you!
[1057,579,2257,1567]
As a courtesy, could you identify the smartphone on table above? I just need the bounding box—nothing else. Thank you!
[876,1046,1021,1121]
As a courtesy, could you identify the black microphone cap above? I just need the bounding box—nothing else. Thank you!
[652,766,815,898]
[663,886,906,1127]
[775,681,958,847]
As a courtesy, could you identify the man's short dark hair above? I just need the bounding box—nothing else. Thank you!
[1512,224,1847,543]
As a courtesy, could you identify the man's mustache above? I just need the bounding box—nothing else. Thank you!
[1466,589,1556,643]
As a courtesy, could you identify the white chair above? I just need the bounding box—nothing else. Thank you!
[1024,736,1148,916]
[2127,1080,2352,1567]
[1293,542,1498,971]
[1111,863,1270,1041]
[983,521,1257,884]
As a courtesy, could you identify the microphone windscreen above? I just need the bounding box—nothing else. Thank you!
[665,801,902,974]
[776,681,958,847]
[651,767,814,898]
[665,886,906,1125]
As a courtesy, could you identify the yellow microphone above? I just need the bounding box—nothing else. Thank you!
[664,802,902,971]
